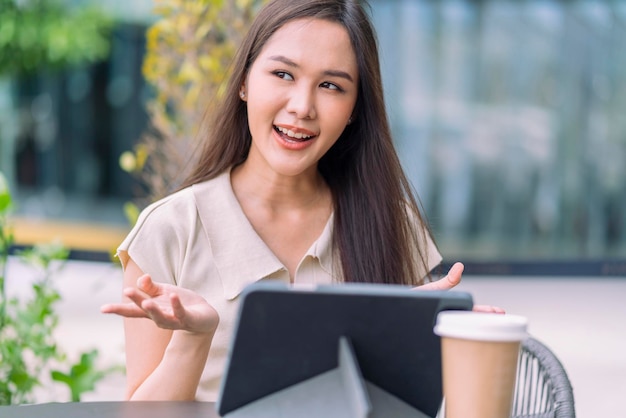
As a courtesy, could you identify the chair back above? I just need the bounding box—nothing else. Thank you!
[511,337,576,418]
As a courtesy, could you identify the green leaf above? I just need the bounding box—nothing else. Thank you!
[0,172,11,214]
[51,350,107,402]
[0,1,113,76]
[17,240,69,269]
[123,202,140,226]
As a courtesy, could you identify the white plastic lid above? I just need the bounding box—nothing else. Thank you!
[434,311,528,342]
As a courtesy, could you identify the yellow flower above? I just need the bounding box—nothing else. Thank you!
[118,151,137,173]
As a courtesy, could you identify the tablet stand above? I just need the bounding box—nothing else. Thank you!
[224,336,431,418]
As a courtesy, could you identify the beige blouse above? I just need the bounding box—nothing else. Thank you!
[117,169,442,401]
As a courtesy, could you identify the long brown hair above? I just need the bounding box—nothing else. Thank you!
[182,0,435,285]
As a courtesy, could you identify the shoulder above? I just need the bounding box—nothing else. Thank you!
[117,187,196,268]
[140,188,196,222]
[116,172,231,274]
[119,173,231,251]
[135,171,231,231]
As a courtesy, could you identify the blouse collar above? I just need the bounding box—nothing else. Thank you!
[192,170,335,300]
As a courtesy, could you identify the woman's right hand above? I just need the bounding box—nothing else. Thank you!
[101,274,219,335]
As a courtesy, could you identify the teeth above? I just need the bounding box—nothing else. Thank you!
[277,126,312,140]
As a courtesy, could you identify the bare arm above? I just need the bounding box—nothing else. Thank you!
[101,258,219,400]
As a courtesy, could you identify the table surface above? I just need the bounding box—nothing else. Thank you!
[0,401,220,418]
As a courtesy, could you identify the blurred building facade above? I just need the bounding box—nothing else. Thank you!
[372,0,626,262]
[2,0,625,265]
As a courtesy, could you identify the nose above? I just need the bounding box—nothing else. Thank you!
[286,84,317,120]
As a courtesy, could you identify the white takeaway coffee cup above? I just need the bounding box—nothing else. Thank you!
[434,311,528,418]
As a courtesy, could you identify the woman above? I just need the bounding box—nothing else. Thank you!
[101,0,496,402]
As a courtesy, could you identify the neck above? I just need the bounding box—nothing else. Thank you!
[230,163,330,212]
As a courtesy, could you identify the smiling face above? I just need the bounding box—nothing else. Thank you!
[241,18,359,179]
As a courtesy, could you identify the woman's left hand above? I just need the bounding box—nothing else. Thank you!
[416,262,464,291]
[413,262,506,314]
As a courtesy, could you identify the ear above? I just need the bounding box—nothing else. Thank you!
[239,74,249,101]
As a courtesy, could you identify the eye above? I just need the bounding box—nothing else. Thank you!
[320,81,343,92]
[273,71,294,81]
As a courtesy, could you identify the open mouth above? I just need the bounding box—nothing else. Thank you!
[274,125,316,142]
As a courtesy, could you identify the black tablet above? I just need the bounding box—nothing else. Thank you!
[216,281,473,417]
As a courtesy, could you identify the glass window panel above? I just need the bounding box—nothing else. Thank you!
[370,0,626,261]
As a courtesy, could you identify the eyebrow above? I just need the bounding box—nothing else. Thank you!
[268,55,355,83]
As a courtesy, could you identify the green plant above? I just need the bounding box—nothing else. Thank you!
[51,349,108,403]
[120,0,266,206]
[0,173,114,405]
[0,0,113,76]
[0,0,114,198]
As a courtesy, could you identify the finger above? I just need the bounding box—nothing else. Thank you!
[123,287,150,307]
[100,303,150,318]
[444,262,464,287]
[141,299,181,330]
[136,274,162,297]
[169,293,187,321]
[473,304,506,314]
[416,262,465,291]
